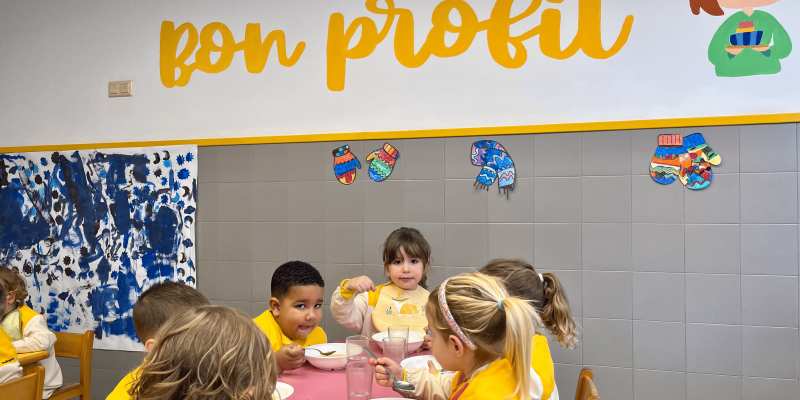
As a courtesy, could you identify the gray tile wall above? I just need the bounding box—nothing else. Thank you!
[84,123,800,400]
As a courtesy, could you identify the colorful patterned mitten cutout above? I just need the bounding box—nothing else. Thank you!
[366,143,399,182]
[679,133,719,190]
[683,133,721,166]
[333,145,361,185]
[650,134,684,185]
[471,140,515,197]
[0,309,23,341]
[679,154,713,190]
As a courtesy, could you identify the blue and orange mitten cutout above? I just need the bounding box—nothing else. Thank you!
[333,145,361,185]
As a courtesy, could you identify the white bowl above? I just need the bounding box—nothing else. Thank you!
[372,331,426,353]
[304,343,348,370]
[401,355,442,372]
[273,382,294,400]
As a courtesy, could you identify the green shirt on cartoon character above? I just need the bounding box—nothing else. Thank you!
[691,0,792,77]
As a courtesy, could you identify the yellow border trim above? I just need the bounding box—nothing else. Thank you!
[1,113,797,153]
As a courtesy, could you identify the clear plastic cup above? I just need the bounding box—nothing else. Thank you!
[346,361,373,400]
[388,325,409,342]
[346,335,370,364]
[382,337,407,364]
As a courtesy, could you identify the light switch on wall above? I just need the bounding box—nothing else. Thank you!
[109,80,132,97]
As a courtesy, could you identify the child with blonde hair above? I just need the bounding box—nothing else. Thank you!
[0,267,62,397]
[107,282,211,400]
[372,272,541,400]
[481,259,580,400]
[129,306,278,400]
[332,227,432,336]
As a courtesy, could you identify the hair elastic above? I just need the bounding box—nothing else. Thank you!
[438,278,477,350]
[497,298,505,311]
[538,273,544,282]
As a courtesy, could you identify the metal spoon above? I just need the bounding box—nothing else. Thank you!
[362,346,416,391]
[379,291,409,302]
[304,348,337,356]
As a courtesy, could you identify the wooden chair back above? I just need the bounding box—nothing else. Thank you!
[0,365,45,400]
[49,331,93,400]
[574,367,601,400]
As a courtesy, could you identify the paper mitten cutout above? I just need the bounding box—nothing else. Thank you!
[679,152,713,190]
[650,134,684,185]
[366,143,399,182]
[683,133,721,165]
[679,133,719,190]
[333,145,361,185]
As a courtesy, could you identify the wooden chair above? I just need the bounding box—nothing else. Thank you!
[0,365,45,400]
[574,367,601,400]
[49,331,93,400]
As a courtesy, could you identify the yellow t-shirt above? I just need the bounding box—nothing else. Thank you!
[532,334,556,400]
[449,359,521,400]
[253,311,327,352]
[0,329,21,384]
[105,368,139,400]
[0,329,18,367]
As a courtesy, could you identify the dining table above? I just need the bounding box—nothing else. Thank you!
[278,340,432,400]
[17,350,50,376]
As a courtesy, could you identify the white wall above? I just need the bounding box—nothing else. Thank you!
[0,0,798,147]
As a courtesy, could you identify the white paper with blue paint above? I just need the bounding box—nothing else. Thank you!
[0,145,197,351]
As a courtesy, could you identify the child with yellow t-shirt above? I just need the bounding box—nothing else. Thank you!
[331,227,432,338]
[481,259,580,400]
[128,306,278,400]
[372,273,541,400]
[0,267,61,398]
[0,283,22,384]
[253,261,327,373]
[106,282,211,400]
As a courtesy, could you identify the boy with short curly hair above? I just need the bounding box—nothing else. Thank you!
[253,260,326,373]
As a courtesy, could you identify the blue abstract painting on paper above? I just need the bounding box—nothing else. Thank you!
[0,145,197,350]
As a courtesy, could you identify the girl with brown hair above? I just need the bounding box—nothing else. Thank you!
[480,259,580,400]
[331,227,433,337]
[129,306,278,400]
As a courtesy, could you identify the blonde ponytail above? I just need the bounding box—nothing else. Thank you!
[499,296,535,400]
[428,272,542,400]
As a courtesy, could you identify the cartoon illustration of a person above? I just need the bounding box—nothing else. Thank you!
[691,0,792,77]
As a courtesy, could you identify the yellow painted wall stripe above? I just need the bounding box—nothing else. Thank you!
[1,112,797,153]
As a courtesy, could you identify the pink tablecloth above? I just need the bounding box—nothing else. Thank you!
[278,340,431,400]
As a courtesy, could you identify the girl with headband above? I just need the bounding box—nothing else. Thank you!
[371,272,541,400]
[481,259,580,400]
